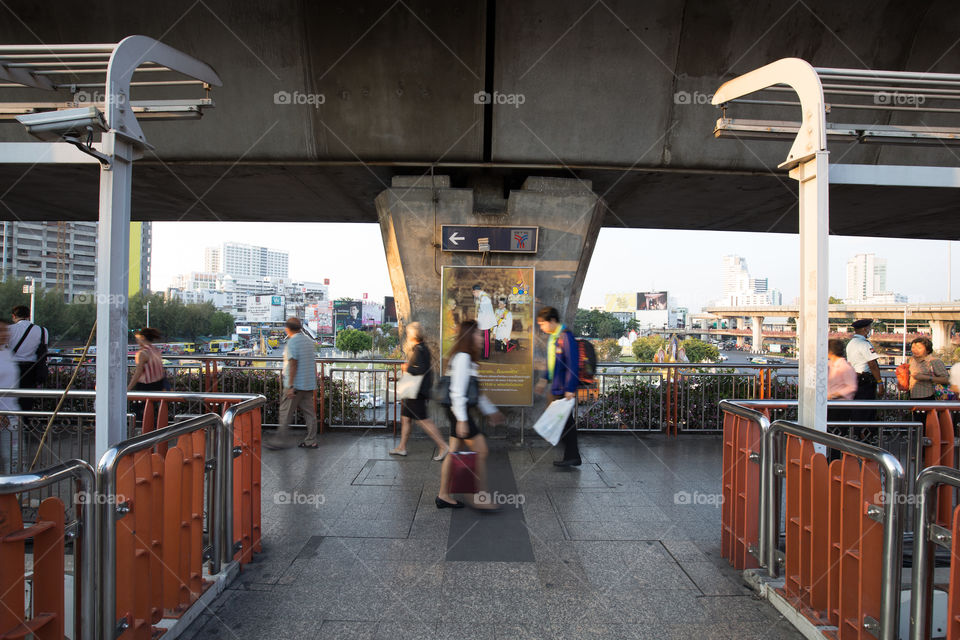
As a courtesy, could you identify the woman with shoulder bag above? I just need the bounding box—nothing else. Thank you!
[436,320,505,510]
[390,322,449,460]
[907,336,949,400]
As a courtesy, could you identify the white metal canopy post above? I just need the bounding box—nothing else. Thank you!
[712,58,830,434]
[711,57,960,640]
[0,37,221,467]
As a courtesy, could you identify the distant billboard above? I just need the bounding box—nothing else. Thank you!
[384,296,397,324]
[246,295,285,323]
[334,300,363,331]
[604,292,637,313]
[637,291,668,311]
[361,302,382,328]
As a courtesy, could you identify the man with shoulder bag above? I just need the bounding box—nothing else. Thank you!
[8,305,48,411]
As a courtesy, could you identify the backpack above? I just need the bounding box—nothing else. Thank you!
[577,338,597,387]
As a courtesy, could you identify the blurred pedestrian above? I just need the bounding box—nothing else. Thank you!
[827,338,857,431]
[436,320,505,510]
[390,322,449,460]
[128,327,168,391]
[907,336,948,400]
[534,307,581,467]
[266,317,318,449]
[845,319,883,422]
[8,305,48,411]
[0,321,21,473]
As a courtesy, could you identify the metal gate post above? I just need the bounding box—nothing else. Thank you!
[791,151,830,435]
[95,131,135,460]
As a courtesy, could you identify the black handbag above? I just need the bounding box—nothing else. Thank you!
[434,375,479,407]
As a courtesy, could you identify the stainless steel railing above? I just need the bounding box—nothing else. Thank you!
[765,420,905,640]
[909,465,960,640]
[96,413,225,640]
[0,459,97,640]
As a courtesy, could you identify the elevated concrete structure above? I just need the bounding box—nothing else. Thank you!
[706,303,960,351]
[378,174,602,340]
[1,0,959,238]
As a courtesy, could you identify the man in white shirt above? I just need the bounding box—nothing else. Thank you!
[845,319,882,422]
[8,305,48,411]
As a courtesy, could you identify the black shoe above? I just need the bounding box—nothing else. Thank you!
[435,497,465,509]
[553,458,582,467]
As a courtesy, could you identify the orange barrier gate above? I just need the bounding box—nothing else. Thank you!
[720,406,763,570]
[921,408,954,526]
[0,495,65,640]
[113,429,211,640]
[231,406,262,565]
[665,368,680,437]
[779,437,885,636]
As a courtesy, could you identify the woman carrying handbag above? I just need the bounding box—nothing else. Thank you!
[390,322,449,460]
[436,320,505,510]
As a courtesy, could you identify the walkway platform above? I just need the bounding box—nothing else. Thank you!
[182,433,802,640]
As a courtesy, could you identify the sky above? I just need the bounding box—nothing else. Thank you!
[151,222,958,312]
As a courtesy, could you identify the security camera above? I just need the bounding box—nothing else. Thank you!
[16,106,107,142]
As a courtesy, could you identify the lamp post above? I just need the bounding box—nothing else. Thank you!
[145,300,150,327]
[22,278,35,321]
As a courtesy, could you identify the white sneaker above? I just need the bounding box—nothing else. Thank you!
[432,447,449,462]
[389,447,408,456]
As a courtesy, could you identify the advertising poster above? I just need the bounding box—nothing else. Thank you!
[384,296,397,324]
[637,291,668,310]
[334,300,363,331]
[362,302,383,328]
[317,300,333,335]
[440,266,535,406]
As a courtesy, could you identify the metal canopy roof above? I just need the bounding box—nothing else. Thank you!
[0,37,221,145]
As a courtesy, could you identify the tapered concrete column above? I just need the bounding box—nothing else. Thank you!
[929,319,953,352]
[736,336,745,348]
[378,176,604,432]
[751,316,763,352]
[377,176,603,341]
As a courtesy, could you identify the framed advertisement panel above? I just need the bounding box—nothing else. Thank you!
[440,266,535,407]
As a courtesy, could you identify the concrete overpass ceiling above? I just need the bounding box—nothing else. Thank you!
[0,0,959,233]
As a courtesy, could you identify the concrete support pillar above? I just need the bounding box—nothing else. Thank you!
[377,176,604,427]
[930,319,953,352]
[751,316,763,352]
[736,335,745,348]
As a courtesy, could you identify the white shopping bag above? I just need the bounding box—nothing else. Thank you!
[533,398,575,446]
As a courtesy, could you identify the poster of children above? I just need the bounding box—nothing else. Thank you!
[440,266,535,406]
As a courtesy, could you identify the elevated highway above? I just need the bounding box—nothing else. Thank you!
[703,303,960,351]
[1,0,959,238]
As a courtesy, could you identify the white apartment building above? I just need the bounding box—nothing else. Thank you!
[845,253,905,303]
[718,255,779,306]
[204,242,289,279]
[1,221,151,300]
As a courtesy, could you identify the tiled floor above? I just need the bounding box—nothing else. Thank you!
[181,431,803,640]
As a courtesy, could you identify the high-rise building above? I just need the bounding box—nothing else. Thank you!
[846,253,898,302]
[0,221,151,300]
[718,255,777,306]
[205,242,289,279]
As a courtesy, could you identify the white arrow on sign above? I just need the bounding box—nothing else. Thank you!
[448,232,465,246]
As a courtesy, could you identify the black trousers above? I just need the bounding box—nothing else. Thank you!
[551,394,580,461]
[850,372,877,423]
[16,362,40,411]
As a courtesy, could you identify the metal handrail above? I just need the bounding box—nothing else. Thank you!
[0,459,96,640]
[219,395,267,567]
[766,419,905,640]
[732,398,960,410]
[718,400,773,567]
[909,466,960,640]
[0,388,272,401]
[96,413,224,640]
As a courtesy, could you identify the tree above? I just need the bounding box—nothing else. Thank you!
[681,338,720,363]
[336,328,372,356]
[625,318,640,333]
[632,335,666,362]
[829,296,844,304]
[573,309,624,339]
[595,338,622,362]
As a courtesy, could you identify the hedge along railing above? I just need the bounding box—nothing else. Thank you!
[0,459,96,640]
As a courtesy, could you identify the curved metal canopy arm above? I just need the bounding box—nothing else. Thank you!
[712,57,826,168]
[106,35,223,145]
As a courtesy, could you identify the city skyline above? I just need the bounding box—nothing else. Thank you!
[151,221,958,315]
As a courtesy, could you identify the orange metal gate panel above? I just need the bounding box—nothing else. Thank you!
[947,505,960,640]
[721,411,760,570]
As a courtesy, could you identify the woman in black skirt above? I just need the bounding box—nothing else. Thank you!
[390,322,449,460]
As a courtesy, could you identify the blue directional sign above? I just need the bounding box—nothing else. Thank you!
[440,225,539,253]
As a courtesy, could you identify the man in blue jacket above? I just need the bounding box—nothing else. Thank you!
[535,307,581,466]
